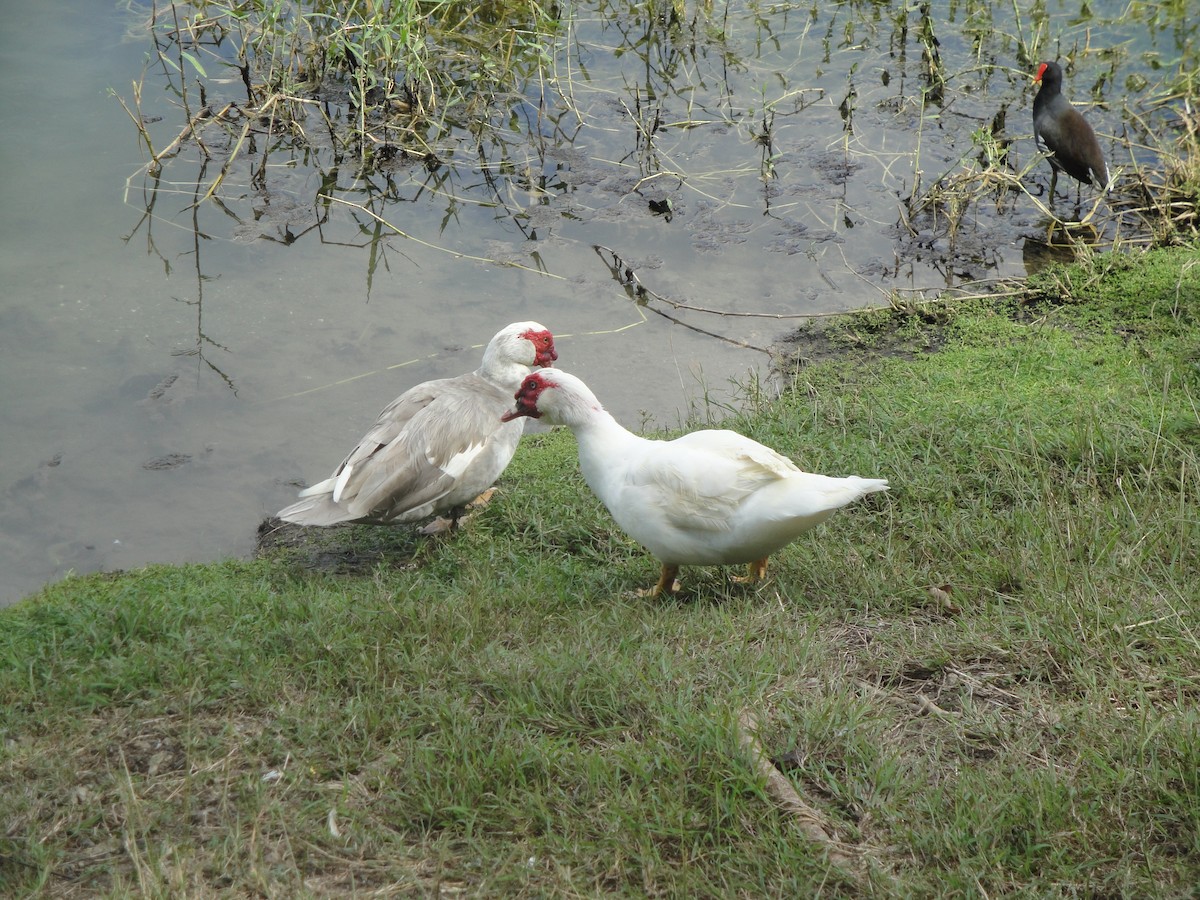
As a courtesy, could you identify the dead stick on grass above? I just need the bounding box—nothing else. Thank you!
[736,711,860,875]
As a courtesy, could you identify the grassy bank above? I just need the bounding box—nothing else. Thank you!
[3,246,1198,895]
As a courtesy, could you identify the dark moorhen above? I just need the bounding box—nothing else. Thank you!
[1032,60,1109,203]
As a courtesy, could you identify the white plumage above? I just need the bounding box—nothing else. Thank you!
[277,321,557,528]
[502,369,888,595]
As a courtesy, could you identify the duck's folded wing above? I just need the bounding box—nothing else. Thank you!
[631,435,794,533]
[316,379,455,487]
[335,376,513,520]
[671,429,800,475]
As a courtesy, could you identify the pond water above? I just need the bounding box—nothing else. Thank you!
[0,0,1191,605]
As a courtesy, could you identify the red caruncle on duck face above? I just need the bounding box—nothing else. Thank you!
[501,372,552,421]
[522,329,558,368]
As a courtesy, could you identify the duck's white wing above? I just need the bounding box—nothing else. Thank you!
[627,431,798,533]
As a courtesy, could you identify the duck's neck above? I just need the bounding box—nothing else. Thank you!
[479,360,531,392]
[569,406,644,495]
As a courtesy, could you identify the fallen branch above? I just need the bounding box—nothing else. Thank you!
[735,710,859,875]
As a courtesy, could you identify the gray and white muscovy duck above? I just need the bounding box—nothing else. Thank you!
[278,321,557,530]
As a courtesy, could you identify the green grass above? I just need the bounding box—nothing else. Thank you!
[3,246,1199,895]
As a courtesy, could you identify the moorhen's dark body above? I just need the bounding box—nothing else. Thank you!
[1032,61,1108,201]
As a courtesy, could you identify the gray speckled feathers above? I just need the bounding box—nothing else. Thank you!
[277,321,556,526]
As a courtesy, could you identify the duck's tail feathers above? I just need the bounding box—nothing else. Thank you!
[275,491,355,526]
[848,476,889,496]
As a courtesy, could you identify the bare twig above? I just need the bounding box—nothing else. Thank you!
[322,195,569,279]
[735,711,860,875]
[152,102,233,169]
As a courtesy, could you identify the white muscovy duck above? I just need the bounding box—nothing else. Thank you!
[501,369,888,595]
[277,321,557,529]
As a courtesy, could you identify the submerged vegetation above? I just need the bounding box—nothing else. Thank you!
[2,244,1198,894]
[119,0,1200,264]
[122,0,561,161]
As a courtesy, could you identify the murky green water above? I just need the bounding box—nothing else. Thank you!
[0,0,1192,605]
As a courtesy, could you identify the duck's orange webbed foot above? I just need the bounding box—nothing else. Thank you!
[638,563,681,597]
[731,557,769,585]
[419,488,499,535]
